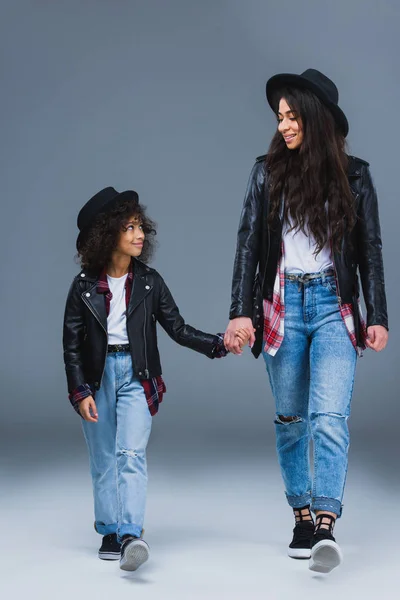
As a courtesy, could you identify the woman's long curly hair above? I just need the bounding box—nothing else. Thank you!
[267,86,356,254]
[76,197,157,272]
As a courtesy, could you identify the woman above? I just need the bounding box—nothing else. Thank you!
[224,69,388,573]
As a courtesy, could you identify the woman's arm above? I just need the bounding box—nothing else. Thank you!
[225,160,265,352]
[357,164,388,351]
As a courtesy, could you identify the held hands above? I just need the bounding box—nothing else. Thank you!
[235,328,252,349]
[365,325,388,352]
[79,395,98,422]
[224,317,256,355]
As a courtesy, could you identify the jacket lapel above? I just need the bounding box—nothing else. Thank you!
[127,260,153,318]
[81,282,108,332]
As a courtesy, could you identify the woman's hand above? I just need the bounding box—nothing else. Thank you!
[224,317,255,355]
[365,325,388,352]
[79,396,98,422]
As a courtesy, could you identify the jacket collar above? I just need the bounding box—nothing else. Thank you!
[78,259,154,327]
[347,155,365,178]
[77,258,153,282]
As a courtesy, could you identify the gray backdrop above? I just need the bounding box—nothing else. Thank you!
[1,1,399,597]
[1,0,398,462]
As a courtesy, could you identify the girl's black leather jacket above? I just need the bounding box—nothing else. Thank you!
[63,259,222,393]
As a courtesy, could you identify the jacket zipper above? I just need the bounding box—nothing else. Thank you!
[82,292,108,389]
[330,240,342,305]
[261,232,270,295]
[261,189,276,294]
[143,297,149,378]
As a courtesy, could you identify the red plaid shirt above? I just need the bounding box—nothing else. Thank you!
[263,243,367,357]
[69,264,166,417]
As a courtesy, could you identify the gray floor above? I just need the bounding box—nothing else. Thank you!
[1,437,398,600]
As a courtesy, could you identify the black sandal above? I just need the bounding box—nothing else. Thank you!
[288,505,314,559]
[309,513,343,573]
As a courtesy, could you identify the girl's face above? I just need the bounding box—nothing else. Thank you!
[277,98,303,149]
[116,215,145,258]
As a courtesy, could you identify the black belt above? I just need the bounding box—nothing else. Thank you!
[107,344,130,353]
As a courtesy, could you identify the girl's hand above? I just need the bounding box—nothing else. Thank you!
[79,396,98,422]
[365,325,388,352]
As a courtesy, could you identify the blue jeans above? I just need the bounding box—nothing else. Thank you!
[82,352,152,539]
[262,272,357,517]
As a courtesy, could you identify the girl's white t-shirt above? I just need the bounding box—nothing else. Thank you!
[107,273,129,344]
[283,217,333,274]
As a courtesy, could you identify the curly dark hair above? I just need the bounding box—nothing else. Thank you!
[266,86,356,254]
[76,197,157,272]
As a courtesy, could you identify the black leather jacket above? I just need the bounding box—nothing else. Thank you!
[230,154,388,358]
[63,259,221,393]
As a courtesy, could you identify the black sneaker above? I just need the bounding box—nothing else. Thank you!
[119,535,150,571]
[98,533,121,560]
[288,521,314,559]
[309,514,342,573]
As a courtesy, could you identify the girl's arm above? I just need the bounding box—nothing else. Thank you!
[63,279,89,392]
[156,275,224,358]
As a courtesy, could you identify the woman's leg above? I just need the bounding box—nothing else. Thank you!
[308,282,357,518]
[307,277,357,572]
[263,280,312,509]
[82,355,118,535]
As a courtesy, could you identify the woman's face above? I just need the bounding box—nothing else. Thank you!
[116,215,145,258]
[277,98,303,149]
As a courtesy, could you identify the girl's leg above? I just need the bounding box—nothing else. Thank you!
[82,355,118,535]
[115,353,152,540]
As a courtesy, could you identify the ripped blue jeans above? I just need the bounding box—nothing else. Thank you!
[262,272,357,517]
[82,352,152,539]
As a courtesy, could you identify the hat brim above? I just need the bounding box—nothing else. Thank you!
[78,189,139,233]
[266,73,349,137]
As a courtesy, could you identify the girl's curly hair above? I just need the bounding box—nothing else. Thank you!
[76,197,157,272]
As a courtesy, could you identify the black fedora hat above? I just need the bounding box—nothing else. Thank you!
[266,68,349,137]
[77,187,139,233]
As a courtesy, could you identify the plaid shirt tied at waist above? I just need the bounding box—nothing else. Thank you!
[263,243,367,358]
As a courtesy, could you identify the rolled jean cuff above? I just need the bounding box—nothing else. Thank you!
[286,492,312,508]
[94,521,118,535]
[118,523,143,541]
[312,497,342,518]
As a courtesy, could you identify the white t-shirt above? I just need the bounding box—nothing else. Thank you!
[107,274,129,344]
[283,217,333,274]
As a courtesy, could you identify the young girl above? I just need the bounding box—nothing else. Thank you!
[225,69,388,573]
[63,187,247,571]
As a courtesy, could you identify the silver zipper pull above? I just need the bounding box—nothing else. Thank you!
[144,369,149,378]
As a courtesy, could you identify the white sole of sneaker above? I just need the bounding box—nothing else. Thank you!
[288,547,311,559]
[98,551,121,561]
[120,540,149,572]
[309,539,343,573]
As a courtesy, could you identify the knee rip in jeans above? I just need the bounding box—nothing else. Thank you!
[275,414,303,425]
[119,448,140,458]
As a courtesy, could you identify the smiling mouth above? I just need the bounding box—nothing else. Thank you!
[284,134,296,142]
